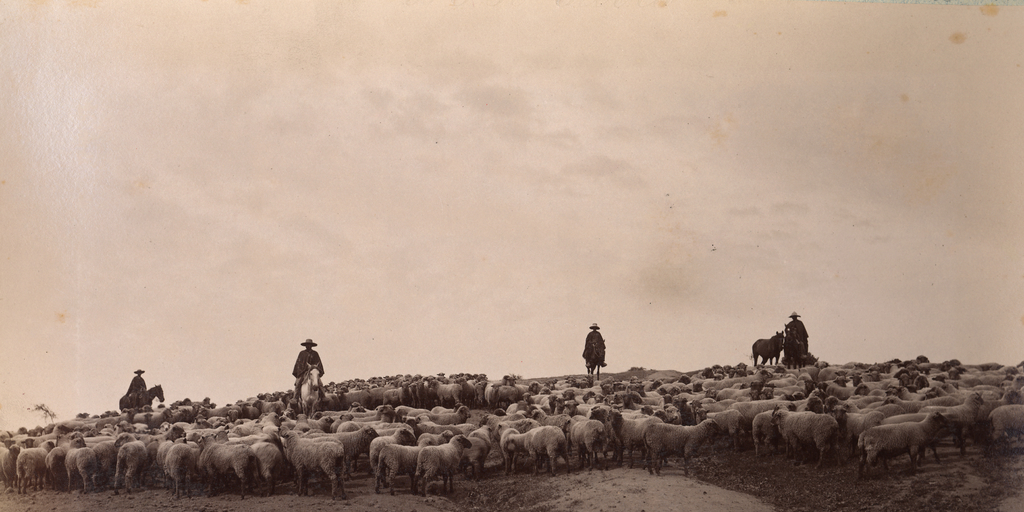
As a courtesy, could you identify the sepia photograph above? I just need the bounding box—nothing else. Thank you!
[1,1,1022,510]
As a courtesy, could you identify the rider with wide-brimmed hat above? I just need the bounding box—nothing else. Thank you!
[127,369,147,397]
[785,312,809,356]
[583,323,607,369]
[293,339,326,402]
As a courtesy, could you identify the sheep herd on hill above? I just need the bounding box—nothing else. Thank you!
[2,357,1024,501]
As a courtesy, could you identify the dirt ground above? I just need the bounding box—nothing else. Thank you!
[2,410,1022,512]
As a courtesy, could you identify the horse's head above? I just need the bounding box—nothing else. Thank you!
[152,384,165,403]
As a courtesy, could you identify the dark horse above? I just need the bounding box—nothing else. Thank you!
[783,329,806,369]
[583,340,606,380]
[119,384,165,412]
[752,331,785,366]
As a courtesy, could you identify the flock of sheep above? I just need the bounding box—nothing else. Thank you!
[2,357,1024,502]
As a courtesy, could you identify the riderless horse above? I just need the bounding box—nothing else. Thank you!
[119,384,165,413]
[297,363,322,416]
[752,331,785,366]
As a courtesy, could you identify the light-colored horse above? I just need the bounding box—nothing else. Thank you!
[298,365,322,416]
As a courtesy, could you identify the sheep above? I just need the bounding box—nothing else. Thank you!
[498,427,531,474]
[16,439,54,494]
[113,433,151,494]
[279,430,347,500]
[1,445,19,491]
[613,414,663,468]
[310,425,379,478]
[251,434,288,496]
[414,434,473,496]
[418,405,471,426]
[417,430,455,447]
[752,410,782,457]
[643,419,721,476]
[771,408,841,468]
[45,445,68,491]
[459,426,492,480]
[857,411,950,478]
[368,428,417,476]
[988,404,1024,452]
[163,441,199,499]
[416,420,477,436]
[196,433,259,499]
[831,405,885,460]
[374,444,422,495]
[567,416,606,471]
[525,425,571,476]
[706,409,744,451]
[89,439,118,488]
[918,391,985,455]
[64,438,98,494]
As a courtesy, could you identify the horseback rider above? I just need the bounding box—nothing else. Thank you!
[785,312,810,356]
[127,369,147,398]
[293,339,326,402]
[583,323,607,369]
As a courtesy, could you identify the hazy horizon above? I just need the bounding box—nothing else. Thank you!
[2,1,1022,431]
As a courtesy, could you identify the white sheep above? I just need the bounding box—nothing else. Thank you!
[196,433,259,499]
[279,430,347,500]
[45,445,68,491]
[374,444,422,495]
[771,408,841,468]
[751,410,782,457]
[64,438,98,494]
[251,434,287,496]
[417,430,455,447]
[918,391,984,456]
[567,416,606,471]
[988,404,1024,450]
[498,427,531,474]
[643,419,721,476]
[16,439,54,494]
[613,414,663,468]
[113,433,151,495]
[706,409,744,451]
[525,425,570,476]
[459,426,492,480]
[857,411,950,478]
[163,441,199,499]
[1,445,19,491]
[368,428,417,477]
[414,434,473,496]
[832,405,885,460]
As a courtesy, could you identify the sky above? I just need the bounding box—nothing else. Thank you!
[1,0,1022,431]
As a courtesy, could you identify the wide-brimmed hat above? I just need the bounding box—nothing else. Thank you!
[134,369,145,375]
[789,312,800,318]
[590,323,600,330]
[301,339,317,347]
